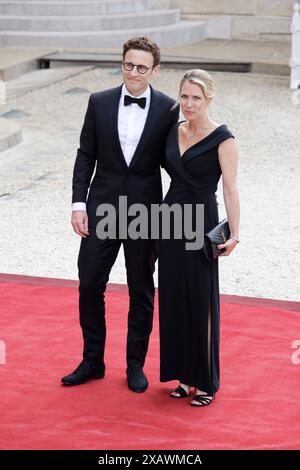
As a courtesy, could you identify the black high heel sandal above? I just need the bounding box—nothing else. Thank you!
[170,385,190,398]
[190,393,215,407]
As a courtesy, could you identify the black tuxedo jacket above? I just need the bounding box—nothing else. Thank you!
[72,84,179,226]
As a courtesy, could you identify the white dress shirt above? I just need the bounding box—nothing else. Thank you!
[72,84,151,212]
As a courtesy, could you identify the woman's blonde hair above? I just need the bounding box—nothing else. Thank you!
[171,69,215,111]
[179,69,215,99]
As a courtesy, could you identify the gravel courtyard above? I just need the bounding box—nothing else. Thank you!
[0,66,299,301]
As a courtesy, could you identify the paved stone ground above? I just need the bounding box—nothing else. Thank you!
[0,66,299,301]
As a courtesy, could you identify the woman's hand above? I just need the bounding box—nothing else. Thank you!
[217,238,238,256]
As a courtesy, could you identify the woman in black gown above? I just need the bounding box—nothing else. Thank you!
[158,69,240,407]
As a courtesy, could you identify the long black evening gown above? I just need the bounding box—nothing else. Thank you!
[158,122,234,395]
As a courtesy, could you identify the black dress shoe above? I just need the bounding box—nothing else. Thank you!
[127,367,148,393]
[61,360,105,386]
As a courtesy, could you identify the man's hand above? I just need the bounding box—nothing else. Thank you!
[71,211,89,238]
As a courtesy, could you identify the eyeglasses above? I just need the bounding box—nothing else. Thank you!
[122,62,152,74]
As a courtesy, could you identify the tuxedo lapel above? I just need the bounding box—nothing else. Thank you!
[109,85,129,172]
[128,85,159,170]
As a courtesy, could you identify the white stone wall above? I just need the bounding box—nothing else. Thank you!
[171,0,295,41]
[151,0,172,8]
[171,0,295,16]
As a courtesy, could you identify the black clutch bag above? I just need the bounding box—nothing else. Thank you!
[203,218,230,261]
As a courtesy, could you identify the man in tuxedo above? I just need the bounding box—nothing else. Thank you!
[61,36,179,392]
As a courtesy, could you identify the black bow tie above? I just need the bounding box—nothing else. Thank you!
[124,95,146,109]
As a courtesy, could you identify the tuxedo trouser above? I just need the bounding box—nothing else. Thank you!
[77,227,157,369]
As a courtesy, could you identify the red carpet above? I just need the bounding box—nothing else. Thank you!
[0,273,299,450]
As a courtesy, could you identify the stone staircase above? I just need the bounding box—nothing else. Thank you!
[0,0,231,47]
[173,0,294,42]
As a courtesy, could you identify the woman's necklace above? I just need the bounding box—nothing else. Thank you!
[185,122,211,140]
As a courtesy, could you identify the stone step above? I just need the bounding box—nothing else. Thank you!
[5,66,92,97]
[0,117,22,153]
[42,50,252,74]
[0,21,210,47]
[231,15,291,41]
[0,47,57,80]
[0,10,180,31]
[0,0,152,16]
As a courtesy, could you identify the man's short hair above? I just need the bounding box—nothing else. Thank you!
[123,36,161,67]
